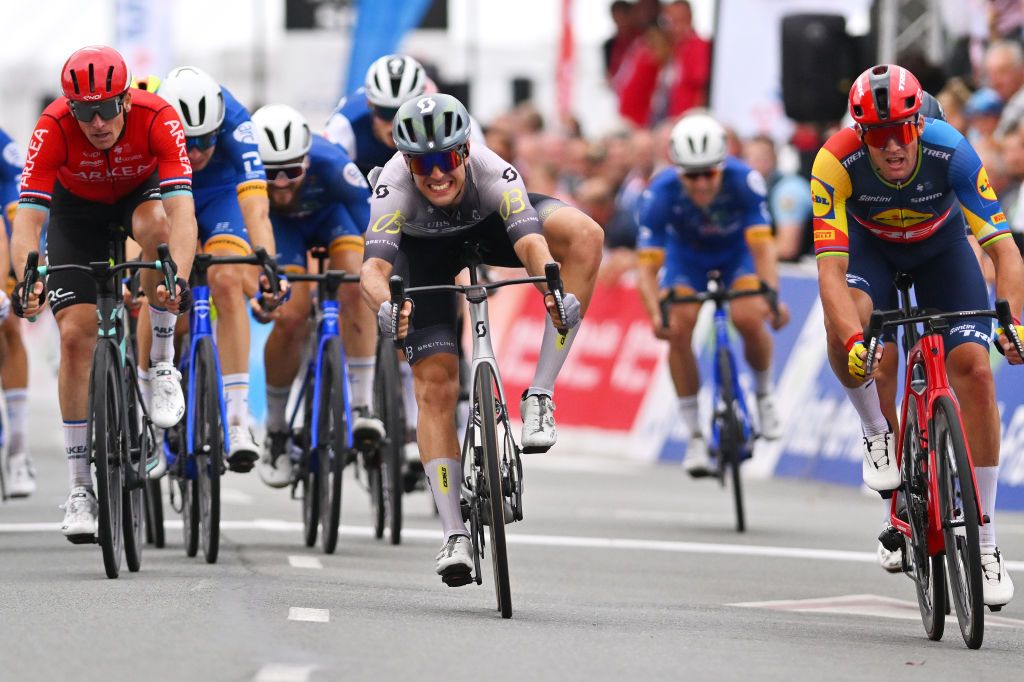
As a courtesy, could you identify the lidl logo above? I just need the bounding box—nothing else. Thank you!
[810,178,834,219]
[870,207,933,228]
[977,168,997,201]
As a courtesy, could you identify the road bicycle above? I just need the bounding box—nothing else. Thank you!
[20,239,175,578]
[661,272,779,533]
[389,244,568,619]
[870,272,1022,649]
[159,248,279,564]
[281,249,360,554]
[372,331,405,544]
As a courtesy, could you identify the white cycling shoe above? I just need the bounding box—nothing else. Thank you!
[228,425,260,473]
[520,392,556,454]
[149,362,185,429]
[981,545,1014,608]
[757,393,782,440]
[682,435,712,478]
[862,429,900,491]
[258,431,294,489]
[436,534,473,587]
[60,486,98,542]
[5,452,37,498]
[877,540,903,573]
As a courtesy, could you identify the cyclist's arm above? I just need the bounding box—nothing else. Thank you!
[12,112,61,278]
[162,193,198,281]
[636,252,663,326]
[746,226,779,289]
[985,236,1024,318]
[511,232,557,282]
[238,188,275,254]
[10,206,45,283]
[635,186,669,324]
[359,256,393,313]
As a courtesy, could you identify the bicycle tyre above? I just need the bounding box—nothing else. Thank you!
[902,397,946,641]
[122,367,146,572]
[374,338,405,544]
[193,338,223,564]
[369,460,385,539]
[300,370,319,548]
[89,342,124,579]
[934,395,984,649]
[318,338,346,555]
[716,346,746,533]
[145,478,165,548]
[477,365,512,618]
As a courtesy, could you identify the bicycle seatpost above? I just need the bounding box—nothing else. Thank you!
[389,275,406,349]
[863,310,885,376]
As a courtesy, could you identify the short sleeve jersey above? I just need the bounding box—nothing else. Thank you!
[189,86,267,201]
[363,144,541,264]
[635,156,772,263]
[0,127,23,229]
[810,120,1010,258]
[19,89,192,209]
[271,135,371,228]
[324,89,395,178]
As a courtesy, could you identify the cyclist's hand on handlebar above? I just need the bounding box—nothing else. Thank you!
[155,277,192,314]
[544,291,581,331]
[249,273,291,323]
[771,301,791,330]
[996,322,1024,364]
[12,280,46,319]
[378,299,412,340]
[651,314,672,341]
[846,332,882,382]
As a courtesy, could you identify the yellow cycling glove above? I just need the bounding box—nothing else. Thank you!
[846,332,869,381]
[995,317,1024,357]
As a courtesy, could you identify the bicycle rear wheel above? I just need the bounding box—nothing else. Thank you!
[192,338,223,564]
[122,367,146,572]
[89,342,124,579]
[145,478,165,548]
[934,395,984,649]
[476,365,512,618]
[318,338,346,554]
[374,338,405,544]
[716,347,746,533]
[902,398,946,641]
[300,370,319,547]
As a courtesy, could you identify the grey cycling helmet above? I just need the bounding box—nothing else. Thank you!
[919,91,946,122]
[392,94,472,153]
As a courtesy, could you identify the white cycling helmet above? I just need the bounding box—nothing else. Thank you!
[669,112,727,169]
[251,104,312,164]
[364,54,428,108]
[158,66,225,137]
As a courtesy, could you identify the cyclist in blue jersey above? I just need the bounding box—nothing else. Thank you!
[138,66,285,474]
[636,112,789,477]
[249,104,383,486]
[812,64,1024,605]
[0,128,23,495]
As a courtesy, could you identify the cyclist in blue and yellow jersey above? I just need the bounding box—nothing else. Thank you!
[138,66,285,474]
[0,127,25,496]
[249,104,383,487]
[636,111,789,478]
[812,64,1024,606]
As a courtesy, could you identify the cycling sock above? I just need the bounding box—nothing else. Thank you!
[348,356,375,411]
[425,457,468,541]
[136,367,151,413]
[223,373,249,428]
[265,385,291,433]
[64,420,91,489]
[149,306,177,365]
[754,366,773,396]
[677,395,701,436]
[843,381,888,436]
[528,319,580,395]
[4,388,29,454]
[975,465,999,546]
[399,360,418,432]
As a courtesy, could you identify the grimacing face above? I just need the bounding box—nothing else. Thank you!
[411,159,467,208]
[864,120,924,184]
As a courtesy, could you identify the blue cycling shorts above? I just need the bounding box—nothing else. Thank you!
[660,247,756,293]
[272,203,364,271]
[194,186,251,255]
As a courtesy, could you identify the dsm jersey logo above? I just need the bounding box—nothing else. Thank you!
[977,167,997,201]
[810,178,835,220]
[870,207,934,228]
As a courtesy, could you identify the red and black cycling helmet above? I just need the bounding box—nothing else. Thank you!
[60,45,131,102]
[849,64,922,125]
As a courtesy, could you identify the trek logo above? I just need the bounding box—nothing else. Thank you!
[950,323,990,342]
[841,149,865,167]
[923,148,951,160]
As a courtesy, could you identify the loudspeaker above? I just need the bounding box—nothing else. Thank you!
[781,14,856,123]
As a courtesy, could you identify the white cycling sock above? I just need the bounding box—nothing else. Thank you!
[149,305,177,365]
[754,365,773,396]
[528,319,580,396]
[136,367,151,413]
[348,356,375,411]
[64,420,91,490]
[843,381,889,436]
[265,384,291,434]
[975,465,999,547]
[399,360,418,433]
[223,373,249,428]
[4,388,29,455]
[425,457,468,541]
[677,395,702,437]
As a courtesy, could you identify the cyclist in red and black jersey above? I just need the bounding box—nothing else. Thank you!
[9,45,199,543]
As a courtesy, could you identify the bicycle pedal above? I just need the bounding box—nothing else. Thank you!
[65,533,97,545]
[988,604,1003,613]
[521,443,552,455]
[441,568,473,588]
[878,526,903,553]
[982,514,991,524]
[226,452,258,473]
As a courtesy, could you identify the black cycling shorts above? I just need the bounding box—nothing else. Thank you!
[44,174,161,315]
[397,192,568,364]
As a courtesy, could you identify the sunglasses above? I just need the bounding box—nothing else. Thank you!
[405,148,466,176]
[680,167,721,181]
[68,95,125,122]
[859,119,918,149]
[372,105,400,122]
[186,131,218,151]
[266,164,306,183]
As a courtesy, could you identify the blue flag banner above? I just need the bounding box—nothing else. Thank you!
[344,0,432,96]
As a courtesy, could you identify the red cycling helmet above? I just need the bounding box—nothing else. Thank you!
[61,45,131,102]
[849,64,922,125]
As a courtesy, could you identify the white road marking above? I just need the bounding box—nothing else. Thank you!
[288,607,329,623]
[5,519,1024,571]
[288,555,322,569]
[220,487,254,505]
[254,663,317,682]
[732,593,1024,629]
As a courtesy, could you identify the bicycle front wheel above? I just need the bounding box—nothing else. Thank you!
[89,342,124,579]
[122,366,146,572]
[715,346,745,533]
[374,338,405,544]
[318,338,346,555]
[193,338,223,564]
[145,478,165,548]
[476,365,512,619]
[934,395,984,649]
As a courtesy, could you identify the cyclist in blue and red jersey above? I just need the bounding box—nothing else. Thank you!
[811,64,1024,607]
[636,111,790,478]
[9,46,197,542]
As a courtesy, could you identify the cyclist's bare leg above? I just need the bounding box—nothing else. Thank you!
[947,343,1000,468]
[540,206,603,313]
[331,247,377,412]
[202,246,252,431]
[2,315,30,459]
[263,278,313,434]
[56,305,98,489]
[664,296,702,397]
[729,278,773,373]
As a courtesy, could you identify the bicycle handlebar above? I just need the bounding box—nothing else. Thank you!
[659,280,779,329]
[283,270,361,285]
